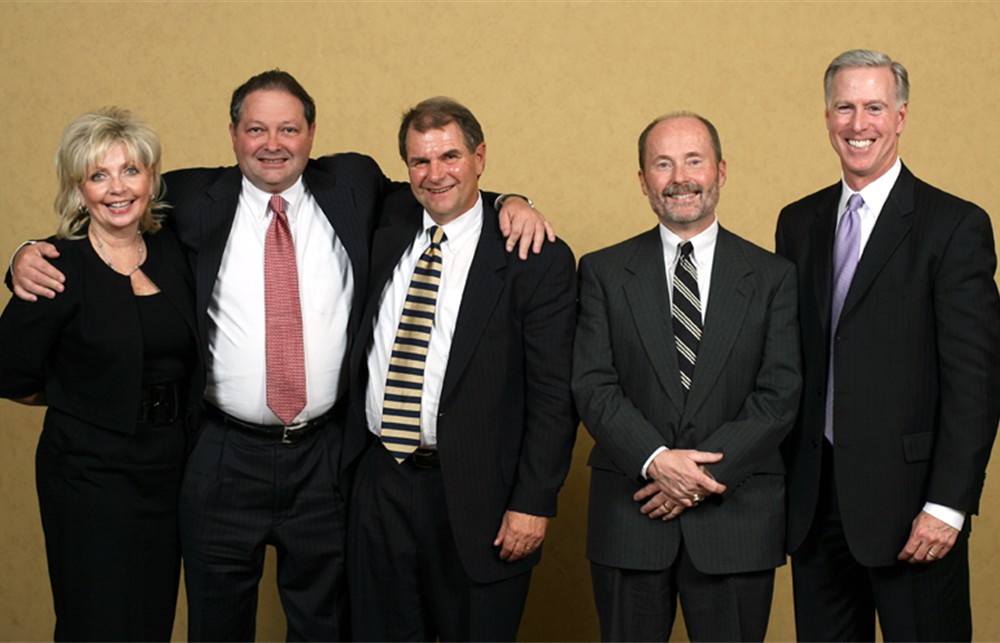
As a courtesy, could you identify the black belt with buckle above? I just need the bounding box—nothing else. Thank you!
[203,403,334,445]
[409,448,441,469]
[138,382,180,427]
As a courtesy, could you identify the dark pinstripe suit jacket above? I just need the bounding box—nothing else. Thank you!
[776,164,1000,566]
[346,191,579,583]
[161,153,393,429]
[573,225,801,574]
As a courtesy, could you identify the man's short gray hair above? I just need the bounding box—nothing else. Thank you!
[824,49,909,108]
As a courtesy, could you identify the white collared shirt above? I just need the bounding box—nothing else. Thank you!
[642,216,721,478]
[838,157,965,531]
[836,156,902,257]
[365,195,484,447]
[204,176,353,424]
[659,216,719,315]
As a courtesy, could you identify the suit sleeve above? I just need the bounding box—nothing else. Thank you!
[926,206,1000,513]
[572,254,672,479]
[696,262,803,494]
[507,241,579,517]
[0,266,73,398]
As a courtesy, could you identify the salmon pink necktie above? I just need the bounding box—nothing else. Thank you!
[265,194,307,425]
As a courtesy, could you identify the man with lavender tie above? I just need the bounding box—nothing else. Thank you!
[775,49,1000,641]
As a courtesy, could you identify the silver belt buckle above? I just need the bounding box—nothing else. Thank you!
[282,421,309,444]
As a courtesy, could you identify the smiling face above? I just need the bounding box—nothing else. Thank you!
[78,142,152,237]
[639,116,726,238]
[404,121,485,225]
[230,89,315,194]
[825,66,907,191]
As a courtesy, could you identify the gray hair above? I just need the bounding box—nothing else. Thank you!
[824,49,909,108]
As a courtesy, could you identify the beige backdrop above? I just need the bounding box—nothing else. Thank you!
[1,1,998,641]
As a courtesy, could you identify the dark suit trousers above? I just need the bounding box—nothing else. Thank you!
[349,442,531,642]
[591,543,774,642]
[791,442,972,642]
[179,415,348,642]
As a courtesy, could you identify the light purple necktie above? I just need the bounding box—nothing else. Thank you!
[824,193,864,443]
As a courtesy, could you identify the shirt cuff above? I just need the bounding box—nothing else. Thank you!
[493,193,535,210]
[641,446,668,480]
[10,240,37,279]
[922,502,965,531]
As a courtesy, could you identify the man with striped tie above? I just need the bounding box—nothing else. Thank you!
[572,113,802,641]
[345,97,578,641]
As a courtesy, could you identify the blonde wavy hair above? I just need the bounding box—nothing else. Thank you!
[54,107,166,239]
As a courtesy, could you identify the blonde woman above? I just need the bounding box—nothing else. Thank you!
[0,107,197,641]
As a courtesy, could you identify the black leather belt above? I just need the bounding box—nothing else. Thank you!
[409,447,441,469]
[138,382,180,426]
[203,403,334,445]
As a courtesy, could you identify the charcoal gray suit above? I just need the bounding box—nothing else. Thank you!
[573,225,801,640]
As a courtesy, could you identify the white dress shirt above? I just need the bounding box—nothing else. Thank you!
[835,156,901,257]
[204,176,354,424]
[837,157,964,531]
[365,195,484,447]
[641,216,720,478]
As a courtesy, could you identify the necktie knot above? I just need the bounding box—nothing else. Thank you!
[679,241,694,260]
[846,193,864,215]
[429,225,447,247]
[269,194,287,218]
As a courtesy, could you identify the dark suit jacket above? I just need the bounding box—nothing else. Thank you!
[0,228,197,433]
[573,225,801,575]
[161,153,393,420]
[346,190,578,584]
[775,163,1000,566]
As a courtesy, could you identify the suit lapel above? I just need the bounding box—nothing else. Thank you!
[839,165,915,322]
[195,168,242,327]
[808,185,840,341]
[354,204,422,374]
[440,205,506,405]
[683,228,751,423]
[304,163,369,283]
[622,228,686,415]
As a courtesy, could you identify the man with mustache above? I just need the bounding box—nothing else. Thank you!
[573,113,801,641]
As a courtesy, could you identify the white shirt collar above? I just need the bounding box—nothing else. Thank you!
[658,215,719,265]
[838,156,901,220]
[241,175,307,222]
[421,193,484,254]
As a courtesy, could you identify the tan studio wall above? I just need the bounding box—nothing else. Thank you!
[1,2,998,641]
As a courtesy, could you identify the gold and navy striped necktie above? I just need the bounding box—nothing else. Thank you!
[380,225,447,463]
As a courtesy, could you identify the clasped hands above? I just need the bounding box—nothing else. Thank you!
[634,449,726,521]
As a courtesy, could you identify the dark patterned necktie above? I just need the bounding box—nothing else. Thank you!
[672,241,702,396]
[380,226,447,463]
